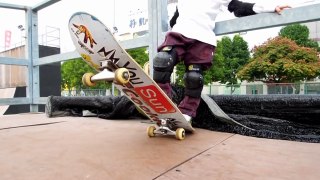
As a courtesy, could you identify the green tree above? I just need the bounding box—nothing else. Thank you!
[204,42,225,83]
[61,58,110,94]
[61,48,148,94]
[237,36,320,83]
[175,62,186,86]
[127,47,149,66]
[217,36,232,84]
[222,35,250,83]
[279,24,319,51]
[208,35,250,94]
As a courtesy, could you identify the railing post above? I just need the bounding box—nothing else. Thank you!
[26,7,40,112]
[148,0,168,78]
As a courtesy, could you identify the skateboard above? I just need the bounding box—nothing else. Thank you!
[201,94,255,131]
[68,12,194,140]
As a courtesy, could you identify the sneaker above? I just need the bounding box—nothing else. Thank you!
[183,114,192,124]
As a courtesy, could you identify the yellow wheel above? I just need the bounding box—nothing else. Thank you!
[82,73,96,87]
[147,126,156,137]
[175,128,186,140]
[143,62,150,75]
[115,68,130,84]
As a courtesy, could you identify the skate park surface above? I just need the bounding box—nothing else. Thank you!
[0,113,319,180]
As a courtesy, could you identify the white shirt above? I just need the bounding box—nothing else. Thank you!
[171,0,276,46]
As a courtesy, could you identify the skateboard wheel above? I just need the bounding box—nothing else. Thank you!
[175,128,185,140]
[115,68,130,84]
[147,126,156,137]
[82,73,96,87]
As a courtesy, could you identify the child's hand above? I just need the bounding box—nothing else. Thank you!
[275,5,291,14]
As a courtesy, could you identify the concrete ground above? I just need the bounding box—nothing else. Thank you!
[0,113,319,180]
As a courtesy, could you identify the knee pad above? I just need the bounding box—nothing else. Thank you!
[184,65,204,98]
[153,46,177,83]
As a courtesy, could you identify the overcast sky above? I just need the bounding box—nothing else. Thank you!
[0,0,318,53]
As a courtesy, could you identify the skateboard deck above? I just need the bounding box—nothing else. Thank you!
[201,94,255,131]
[68,12,194,140]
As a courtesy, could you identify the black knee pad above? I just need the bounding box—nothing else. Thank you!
[153,46,177,83]
[184,65,204,98]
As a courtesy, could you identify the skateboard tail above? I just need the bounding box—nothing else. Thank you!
[201,94,255,131]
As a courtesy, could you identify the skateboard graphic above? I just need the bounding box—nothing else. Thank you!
[68,12,194,140]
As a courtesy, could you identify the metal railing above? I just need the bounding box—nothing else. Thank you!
[61,89,110,97]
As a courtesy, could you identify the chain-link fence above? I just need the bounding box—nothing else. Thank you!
[204,82,320,95]
[61,89,112,97]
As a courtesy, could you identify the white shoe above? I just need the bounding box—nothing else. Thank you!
[183,114,192,124]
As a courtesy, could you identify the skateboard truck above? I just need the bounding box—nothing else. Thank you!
[147,119,186,140]
[100,59,118,72]
[82,67,130,87]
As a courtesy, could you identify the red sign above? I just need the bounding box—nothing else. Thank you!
[134,85,176,114]
[4,30,11,48]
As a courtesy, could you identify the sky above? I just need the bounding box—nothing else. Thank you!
[0,0,319,53]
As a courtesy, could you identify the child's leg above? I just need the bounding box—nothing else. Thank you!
[157,82,172,99]
[178,41,215,117]
[153,46,178,99]
[178,64,204,117]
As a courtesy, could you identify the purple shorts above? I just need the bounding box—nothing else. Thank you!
[158,32,215,69]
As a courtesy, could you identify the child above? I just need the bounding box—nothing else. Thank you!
[153,0,290,122]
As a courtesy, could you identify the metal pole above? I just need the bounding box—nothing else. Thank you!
[26,7,40,112]
[148,0,169,78]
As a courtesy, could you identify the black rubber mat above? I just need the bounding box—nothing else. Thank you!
[194,95,320,143]
[46,86,320,143]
